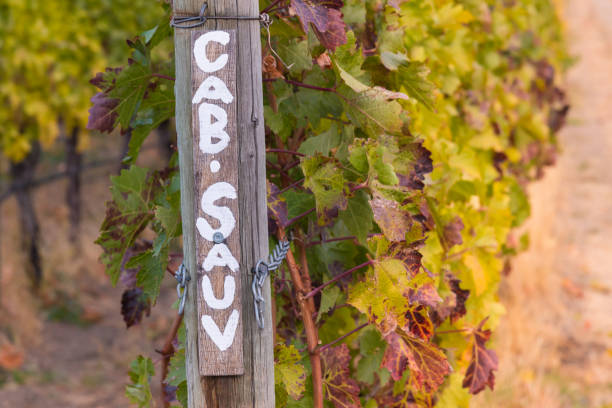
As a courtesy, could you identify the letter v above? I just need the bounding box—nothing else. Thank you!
[201,309,239,351]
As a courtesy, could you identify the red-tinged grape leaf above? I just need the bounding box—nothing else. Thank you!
[375,386,419,408]
[443,216,464,248]
[397,141,433,191]
[432,276,469,326]
[402,305,434,340]
[87,92,119,133]
[290,0,347,51]
[267,181,289,232]
[448,277,469,322]
[121,288,151,328]
[321,344,362,408]
[408,283,442,308]
[462,318,498,394]
[391,246,423,277]
[382,332,450,393]
[370,195,413,242]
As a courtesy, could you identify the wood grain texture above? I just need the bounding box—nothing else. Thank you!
[191,29,243,376]
[174,0,274,405]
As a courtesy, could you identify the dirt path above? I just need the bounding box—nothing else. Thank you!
[474,1,612,407]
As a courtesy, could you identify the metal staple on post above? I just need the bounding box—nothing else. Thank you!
[252,239,291,329]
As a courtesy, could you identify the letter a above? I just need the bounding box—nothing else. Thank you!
[201,309,239,351]
[202,243,239,272]
[193,31,229,73]
[192,76,234,104]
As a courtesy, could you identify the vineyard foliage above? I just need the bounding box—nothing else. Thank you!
[91,0,569,407]
[0,0,164,162]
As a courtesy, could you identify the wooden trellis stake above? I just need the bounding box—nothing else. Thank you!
[173,0,274,406]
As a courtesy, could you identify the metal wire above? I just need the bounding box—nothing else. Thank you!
[171,3,266,29]
[252,239,291,329]
[175,263,190,315]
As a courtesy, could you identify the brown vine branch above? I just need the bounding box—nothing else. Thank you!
[277,227,323,408]
[157,313,183,408]
[151,73,175,81]
[286,207,315,226]
[278,178,304,194]
[261,0,285,14]
[306,233,383,247]
[263,78,337,93]
[266,148,305,157]
[317,323,368,353]
[304,260,374,300]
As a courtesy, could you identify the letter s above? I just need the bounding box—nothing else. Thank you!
[196,182,237,241]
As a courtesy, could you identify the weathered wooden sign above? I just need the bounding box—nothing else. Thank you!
[191,29,243,376]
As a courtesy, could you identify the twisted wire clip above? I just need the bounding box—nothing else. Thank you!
[252,240,291,329]
[171,3,268,29]
[175,263,191,316]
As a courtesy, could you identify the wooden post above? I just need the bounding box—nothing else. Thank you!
[173,0,274,406]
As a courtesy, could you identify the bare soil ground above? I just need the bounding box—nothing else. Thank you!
[0,140,177,408]
[1,1,611,407]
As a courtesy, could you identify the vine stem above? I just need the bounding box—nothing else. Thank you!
[266,148,305,157]
[317,323,368,353]
[263,77,337,93]
[158,313,183,408]
[261,0,285,14]
[151,73,175,81]
[304,260,374,300]
[277,227,323,408]
[306,233,383,247]
[278,178,304,194]
[286,207,315,226]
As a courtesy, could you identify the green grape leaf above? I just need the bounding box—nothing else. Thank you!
[302,156,348,225]
[126,356,155,407]
[275,344,307,400]
[339,190,373,245]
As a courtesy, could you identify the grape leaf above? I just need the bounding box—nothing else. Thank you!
[339,190,373,245]
[87,92,119,133]
[126,356,155,407]
[275,344,307,400]
[321,344,362,408]
[442,216,464,249]
[382,332,450,393]
[462,318,498,394]
[120,288,150,328]
[290,0,347,51]
[268,181,289,231]
[370,195,412,242]
[302,156,348,225]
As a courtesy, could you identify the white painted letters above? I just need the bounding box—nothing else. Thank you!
[193,31,230,73]
[192,30,242,366]
[201,310,239,351]
[198,103,230,154]
[202,275,236,309]
[193,76,234,104]
[196,181,236,242]
[202,243,239,272]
